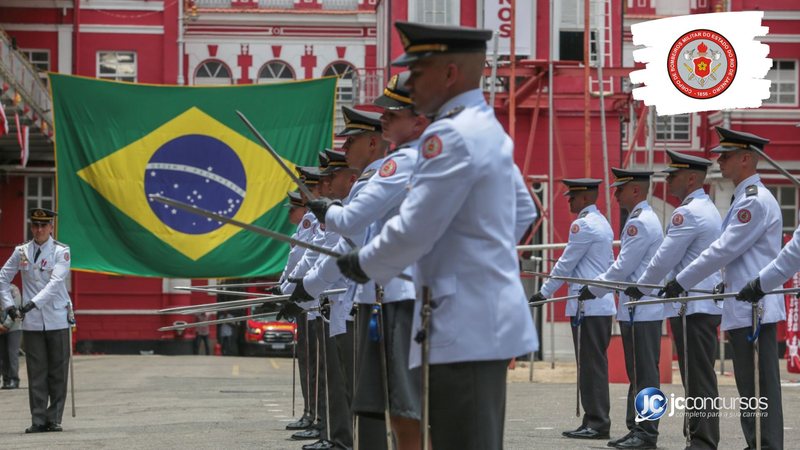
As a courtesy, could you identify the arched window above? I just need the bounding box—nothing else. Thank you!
[323,61,358,131]
[194,60,233,86]
[257,60,295,84]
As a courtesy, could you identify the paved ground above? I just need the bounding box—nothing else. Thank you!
[1,354,799,449]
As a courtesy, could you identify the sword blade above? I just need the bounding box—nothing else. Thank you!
[186,281,280,290]
[175,287,280,297]
[529,294,580,307]
[623,287,800,307]
[150,194,341,258]
[525,271,713,294]
[235,110,315,200]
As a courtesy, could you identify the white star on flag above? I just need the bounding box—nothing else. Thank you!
[630,11,772,116]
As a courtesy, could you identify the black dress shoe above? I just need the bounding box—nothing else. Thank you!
[614,434,657,449]
[46,423,63,432]
[302,439,335,450]
[291,428,321,440]
[286,415,313,430]
[608,432,633,447]
[563,426,610,439]
[25,424,48,434]
[1,381,10,389]
[8,380,19,389]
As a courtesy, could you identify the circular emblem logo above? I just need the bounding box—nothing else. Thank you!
[302,219,311,229]
[144,134,246,235]
[627,225,638,237]
[64,252,70,262]
[672,213,684,227]
[422,135,443,159]
[571,224,580,234]
[634,387,667,422]
[380,159,397,177]
[668,29,737,99]
[738,209,752,223]
[320,223,326,231]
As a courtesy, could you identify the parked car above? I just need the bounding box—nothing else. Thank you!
[240,318,296,357]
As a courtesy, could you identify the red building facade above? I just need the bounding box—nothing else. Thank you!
[0,0,798,352]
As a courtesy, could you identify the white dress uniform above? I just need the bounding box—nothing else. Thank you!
[283,212,323,318]
[279,218,315,285]
[540,200,615,436]
[675,173,784,450]
[539,204,615,316]
[759,223,800,291]
[676,175,784,330]
[589,201,664,322]
[637,188,722,317]
[359,88,539,367]
[637,187,723,449]
[0,232,72,430]
[0,237,71,331]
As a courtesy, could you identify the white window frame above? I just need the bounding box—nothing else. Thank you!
[655,113,691,142]
[764,59,798,106]
[323,61,358,132]
[555,0,602,66]
[20,49,50,73]
[767,185,798,233]
[24,175,55,240]
[194,59,234,86]
[97,51,137,82]
[409,0,460,25]
[257,60,296,84]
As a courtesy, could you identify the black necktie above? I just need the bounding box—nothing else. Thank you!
[730,194,735,206]
[34,248,41,263]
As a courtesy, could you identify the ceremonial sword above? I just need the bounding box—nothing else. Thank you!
[150,195,412,283]
[235,110,361,250]
[181,281,279,290]
[529,294,580,307]
[526,272,715,294]
[622,287,800,307]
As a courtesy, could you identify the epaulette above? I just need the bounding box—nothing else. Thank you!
[579,211,589,219]
[18,240,32,248]
[53,240,67,248]
[629,208,642,218]
[680,197,694,207]
[746,185,758,197]
[435,105,464,121]
[358,169,377,181]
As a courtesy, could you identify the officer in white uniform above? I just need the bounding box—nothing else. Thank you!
[626,150,722,449]
[336,21,538,450]
[280,189,315,432]
[531,178,615,440]
[0,208,72,433]
[582,168,664,450]
[280,166,327,441]
[292,148,359,450]
[666,128,784,450]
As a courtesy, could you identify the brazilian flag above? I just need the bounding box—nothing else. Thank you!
[51,74,336,278]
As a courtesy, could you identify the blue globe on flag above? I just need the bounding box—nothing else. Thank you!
[144,134,246,234]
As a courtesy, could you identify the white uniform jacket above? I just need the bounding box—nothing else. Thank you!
[278,217,315,285]
[589,201,665,322]
[539,204,616,317]
[359,88,539,367]
[637,189,723,317]
[759,224,800,291]
[677,175,784,330]
[0,237,71,331]
[282,213,323,318]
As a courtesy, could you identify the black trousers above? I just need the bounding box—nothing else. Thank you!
[619,320,662,442]
[570,315,612,433]
[429,359,510,450]
[670,313,721,450]
[297,313,312,417]
[0,330,22,382]
[325,320,353,449]
[312,318,326,428]
[24,329,70,426]
[728,323,783,450]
